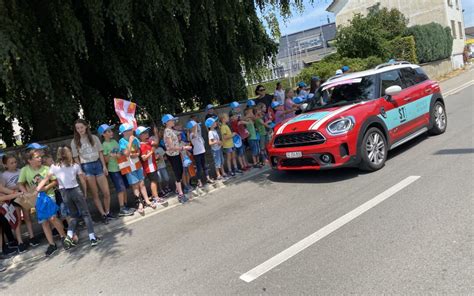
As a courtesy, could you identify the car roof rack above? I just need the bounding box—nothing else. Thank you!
[375,61,411,70]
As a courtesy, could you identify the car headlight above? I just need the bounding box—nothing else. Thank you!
[327,117,355,135]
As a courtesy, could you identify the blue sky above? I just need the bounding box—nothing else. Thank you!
[266,0,474,36]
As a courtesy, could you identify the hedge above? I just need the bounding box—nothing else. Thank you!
[406,22,453,63]
[386,36,418,64]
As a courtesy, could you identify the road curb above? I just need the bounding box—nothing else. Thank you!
[4,166,271,267]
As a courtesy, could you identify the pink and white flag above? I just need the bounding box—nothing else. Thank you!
[114,98,137,129]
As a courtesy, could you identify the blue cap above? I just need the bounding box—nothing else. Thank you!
[119,123,134,135]
[206,104,214,111]
[306,93,315,100]
[26,143,48,150]
[161,114,178,125]
[182,155,192,168]
[135,126,150,137]
[229,101,240,109]
[271,101,282,109]
[341,66,350,72]
[247,99,256,107]
[186,120,198,130]
[293,97,306,104]
[233,134,242,148]
[297,81,307,88]
[97,124,115,136]
[311,76,320,81]
[205,117,217,128]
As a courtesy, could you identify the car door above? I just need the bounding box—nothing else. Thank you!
[378,69,411,142]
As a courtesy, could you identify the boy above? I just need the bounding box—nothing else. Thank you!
[244,109,261,168]
[206,118,226,180]
[98,124,134,217]
[229,111,249,171]
[136,126,166,204]
[219,113,241,176]
[271,101,294,125]
[118,123,156,215]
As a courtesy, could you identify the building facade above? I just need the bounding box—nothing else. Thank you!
[327,0,466,68]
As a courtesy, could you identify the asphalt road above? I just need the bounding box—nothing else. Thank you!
[2,84,473,295]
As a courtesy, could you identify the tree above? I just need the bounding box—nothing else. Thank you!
[335,6,408,59]
[2,0,309,143]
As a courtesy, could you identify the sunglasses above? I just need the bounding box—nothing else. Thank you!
[258,88,266,92]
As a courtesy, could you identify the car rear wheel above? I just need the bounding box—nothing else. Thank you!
[359,127,387,171]
[428,101,447,135]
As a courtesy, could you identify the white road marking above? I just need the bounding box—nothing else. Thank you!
[239,175,421,283]
[443,80,474,97]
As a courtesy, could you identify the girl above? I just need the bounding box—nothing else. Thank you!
[219,113,241,176]
[71,119,112,224]
[1,155,28,253]
[284,88,298,121]
[188,120,214,188]
[18,150,66,257]
[154,128,172,197]
[36,147,101,248]
[0,190,25,259]
[162,114,192,203]
[206,117,227,179]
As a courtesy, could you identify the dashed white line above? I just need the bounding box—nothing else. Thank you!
[239,175,421,283]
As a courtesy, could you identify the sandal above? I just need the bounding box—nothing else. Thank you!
[147,202,157,209]
[137,203,145,215]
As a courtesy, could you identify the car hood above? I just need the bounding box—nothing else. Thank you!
[275,103,362,135]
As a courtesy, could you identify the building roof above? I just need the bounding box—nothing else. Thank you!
[465,26,474,37]
[277,23,337,60]
[327,0,338,12]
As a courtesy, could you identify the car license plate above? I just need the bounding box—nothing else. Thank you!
[286,151,302,158]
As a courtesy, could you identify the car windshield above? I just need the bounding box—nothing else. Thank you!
[306,76,376,111]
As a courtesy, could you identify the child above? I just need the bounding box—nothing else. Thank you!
[219,113,241,176]
[36,146,101,248]
[98,124,134,217]
[255,111,271,165]
[229,110,250,171]
[1,155,28,252]
[71,119,112,224]
[153,128,172,197]
[162,114,192,203]
[272,101,294,124]
[244,108,261,168]
[0,190,25,259]
[18,150,66,257]
[136,126,166,204]
[206,117,226,179]
[188,120,214,187]
[178,133,194,193]
[118,123,156,215]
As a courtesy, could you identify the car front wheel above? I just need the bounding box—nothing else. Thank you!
[359,127,388,171]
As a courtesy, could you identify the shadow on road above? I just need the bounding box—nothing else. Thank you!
[433,148,474,155]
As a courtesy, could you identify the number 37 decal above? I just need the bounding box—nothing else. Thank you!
[399,106,407,123]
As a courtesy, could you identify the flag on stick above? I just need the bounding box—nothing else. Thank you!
[114,98,137,129]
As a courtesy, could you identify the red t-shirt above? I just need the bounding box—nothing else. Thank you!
[139,141,157,174]
[230,118,249,140]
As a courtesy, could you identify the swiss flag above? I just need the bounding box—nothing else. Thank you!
[114,98,137,129]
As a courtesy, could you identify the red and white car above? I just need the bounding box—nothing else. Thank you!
[267,62,447,171]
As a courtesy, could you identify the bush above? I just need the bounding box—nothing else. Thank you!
[406,23,453,63]
[386,36,418,64]
[297,56,384,83]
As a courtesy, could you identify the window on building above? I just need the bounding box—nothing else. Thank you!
[447,0,453,7]
[455,0,459,9]
[458,22,463,39]
[451,20,457,39]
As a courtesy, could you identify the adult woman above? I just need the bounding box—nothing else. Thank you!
[162,114,192,203]
[71,119,111,224]
[274,82,285,104]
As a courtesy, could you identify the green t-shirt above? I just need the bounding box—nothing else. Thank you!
[246,121,257,140]
[18,165,56,198]
[255,118,267,136]
[102,139,120,172]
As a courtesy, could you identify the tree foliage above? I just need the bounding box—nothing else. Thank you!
[335,6,408,59]
[406,23,453,63]
[1,0,307,143]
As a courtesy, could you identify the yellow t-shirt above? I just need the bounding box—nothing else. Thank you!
[220,124,234,149]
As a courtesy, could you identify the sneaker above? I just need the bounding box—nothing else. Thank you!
[102,215,109,225]
[118,207,134,217]
[2,246,18,258]
[7,241,18,248]
[235,169,243,174]
[90,237,102,247]
[29,237,40,247]
[230,172,236,177]
[178,195,188,204]
[17,243,28,254]
[106,212,117,219]
[45,244,57,257]
[63,236,76,250]
[153,197,168,205]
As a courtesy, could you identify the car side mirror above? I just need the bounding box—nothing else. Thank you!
[384,85,402,102]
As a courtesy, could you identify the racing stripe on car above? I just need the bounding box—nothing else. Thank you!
[276,112,330,135]
[309,103,363,131]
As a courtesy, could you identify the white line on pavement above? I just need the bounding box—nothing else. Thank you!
[444,80,474,97]
[239,175,421,283]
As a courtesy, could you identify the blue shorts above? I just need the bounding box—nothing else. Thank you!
[211,149,224,168]
[235,145,245,157]
[109,171,129,192]
[223,147,235,154]
[81,160,103,177]
[125,168,145,185]
[249,139,260,156]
